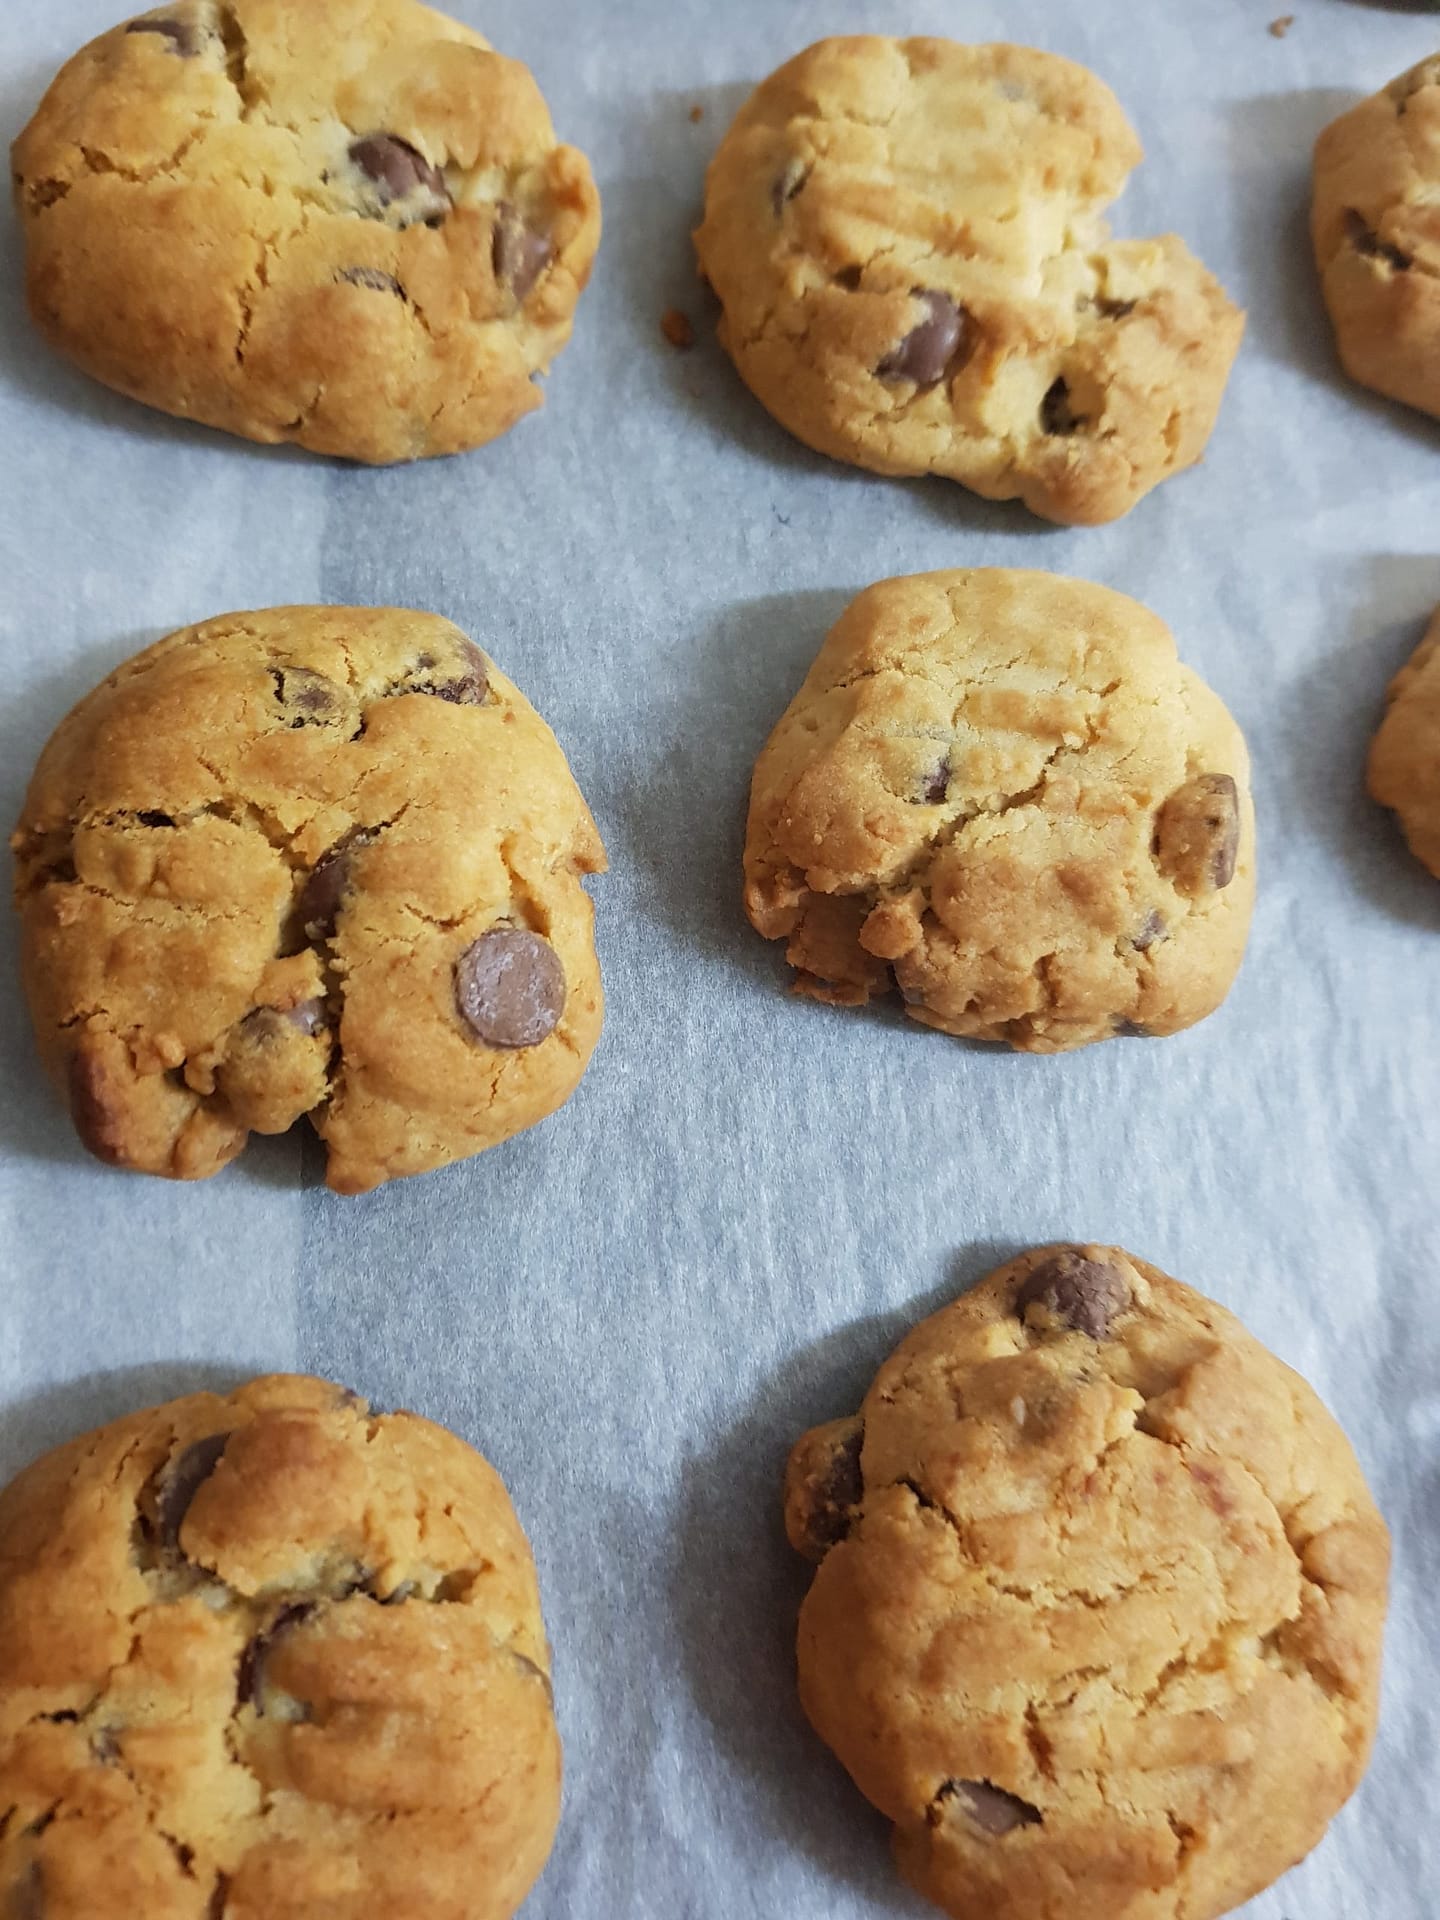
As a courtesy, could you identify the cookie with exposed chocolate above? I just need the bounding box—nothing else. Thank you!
[784,1245,1390,1920]
[0,1374,562,1919]
[743,569,1254,1051]
[11,0,601,461]
[10,606,606,1193]
[694,36,1243,524]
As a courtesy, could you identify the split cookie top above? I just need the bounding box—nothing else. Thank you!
[11,0,601,462]
[695,37,1243,524]
[11,606,607,1193]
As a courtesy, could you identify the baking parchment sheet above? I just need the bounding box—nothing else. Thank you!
[2,0,1438,1913]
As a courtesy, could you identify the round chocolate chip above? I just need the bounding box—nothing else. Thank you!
[126,17,202,56]
[1155,773,1240,895]
[877,291,969,386]
[455,929,566,1049]
[932,1779,1043,1836]
[237,1602,317,1712]
[492,206,554,303]
[1015,1250,1132,1340]
[147,1432,231,1551]
[349,135,451,225]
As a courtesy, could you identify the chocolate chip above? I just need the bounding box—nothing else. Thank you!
[136,810,176,828]
[455,929,566,1049]
[1015,1250,1132,1340]
[808,1425,864,1556]
[492,205,554,302]
[148,1432,231,1551]
[877,291,969,386]
[272,667,345,725]
[349,135,451,226]
[398,639,489,705]
[1155,773,1240,895]
[126,17,202,56]
[336,266,406,297]
[242,1000,327,1043]
[1132,909,1167,951]
[833,264,863,291]
[1344,209,1410,272]
[297,829,375,942]
[237,1602,317,1711]
[285,998,328,1035]
[931,1779,1043,1836]
[919,758,950,804]
[1041,376,1083,435]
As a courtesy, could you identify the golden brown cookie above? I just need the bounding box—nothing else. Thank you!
[694,37,1244,525]
[11,0,601,462]
[1313,57,1440,421]
[11,607,606,1193]
[1368,606,1440,877]
[785,1246,1390,1920]
[0,1374,561,1920]
[743,570,1255,1051]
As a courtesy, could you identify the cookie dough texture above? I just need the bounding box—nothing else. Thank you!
[1313,57,1440,421]
[694,37,1244,525]
[11,0,600,462]
[1368,607,1440,877]
[785,1246,1389,1920]
[11,606,606,1194]
[0,1375,561,1920]
[743,570,1254,1051]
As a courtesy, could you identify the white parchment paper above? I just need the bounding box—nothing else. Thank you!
[2,1,1438,1914]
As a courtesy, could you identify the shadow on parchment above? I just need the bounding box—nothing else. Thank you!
[668,1239,1028,1909]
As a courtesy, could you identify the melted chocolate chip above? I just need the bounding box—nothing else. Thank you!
[399,639,489,705]
[349,135,451,225]
[1041,376,1083,435]
[242,1000,327,1044]
[932,1779,1043,1836]
[297,829,375,942]
[492,205,554,303]
[149,1432,232,1551]
[455,929,566,1049]
[1155,773,1240,895]
[807,1425,864,1556]
[877,291,969,386]
[1344,209,1411,272]
[1015,1250,1132,1340]
[337,266,406,297]
[273,667,345,724]
[237,1602,317,1711]
[126,17,202,56]
[919,758,950,804]
[1132,909,1167,951]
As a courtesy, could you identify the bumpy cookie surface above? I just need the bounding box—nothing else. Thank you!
[785,1246,1389,1920]
[11,0,600,462]
[1368,606,1440,877]
[694,38,1243,525]
[1313,58,1440,421]
[743,570,1254,1051]
[0,1375,560,1920]
[11,607,606,1193]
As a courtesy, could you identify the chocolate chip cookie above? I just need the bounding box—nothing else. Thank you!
[11,0,600,462]
[11,607,606,1193]
[743,569,1254,1051]
[694,37,1244,525]
[1368,605,1440,878]
[785,1246,1389,1920]
[0,1374,561,1920]
[1313,58,1440,421]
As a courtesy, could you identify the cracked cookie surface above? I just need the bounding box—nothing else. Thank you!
[743,569,1254,1052]
[693,37,1243,525]
[0,1374,561,1920]
[1313,57,1440,421]
[1368,604,1440,878]
[10,0,601,462]
[11,606,607,1194]
[784,1246,1389,1920]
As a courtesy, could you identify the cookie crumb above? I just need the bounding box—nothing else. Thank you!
[1269,15,1294,36]
[689,103,704,123]
[661,308,695,351]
